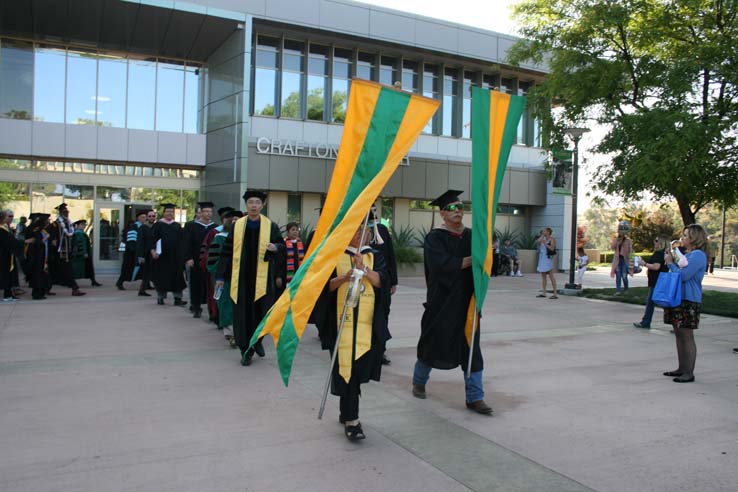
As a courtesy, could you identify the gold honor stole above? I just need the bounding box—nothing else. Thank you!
[335,252,374,383]
[230,215,272,303]
[464,293,480,347]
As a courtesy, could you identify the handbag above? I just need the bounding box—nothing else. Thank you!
[651,271,682,308]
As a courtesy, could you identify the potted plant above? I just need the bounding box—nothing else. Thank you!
[516,232,539,274]
[391,225,424,277]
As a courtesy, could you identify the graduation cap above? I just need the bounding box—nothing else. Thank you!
[217,206,234,217]
[224,210,243,219]
[135,209,150,216]
[160,203,176,210]
[430,189,463,209]
[55,203,68,211]
[73,219,87,226]
[242,190,267,202]
[197,201,214,210]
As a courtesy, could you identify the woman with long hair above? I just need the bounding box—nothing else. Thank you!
[662,224,708,383]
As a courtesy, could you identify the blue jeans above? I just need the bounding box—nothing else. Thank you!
[413,359,485,402]
[640,287,655,327]
[615,257,629,292]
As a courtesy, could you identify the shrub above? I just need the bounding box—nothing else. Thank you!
[517,233,539,249]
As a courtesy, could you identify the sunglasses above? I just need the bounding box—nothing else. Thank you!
[443,203,464,212]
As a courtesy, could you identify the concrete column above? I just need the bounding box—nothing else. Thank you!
[301,193,322,232]
[267,191,288,227]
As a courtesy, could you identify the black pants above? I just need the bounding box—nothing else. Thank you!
[188,267,206,311]
[339,394,359,422]
[32,287,45,299]
[3,287,11,298]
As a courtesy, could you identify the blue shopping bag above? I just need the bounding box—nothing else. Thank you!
[652,272,682,308]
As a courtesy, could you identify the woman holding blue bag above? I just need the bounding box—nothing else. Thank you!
[662,224,708,383]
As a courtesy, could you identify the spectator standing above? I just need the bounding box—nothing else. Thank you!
[610,221,633,294]
[633,236,669,329]
[536,228,557,299]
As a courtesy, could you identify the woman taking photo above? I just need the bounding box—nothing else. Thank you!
[663,224,707,383]
[610,221,633,294]
[536,228,557,299]
[633,236,670,329]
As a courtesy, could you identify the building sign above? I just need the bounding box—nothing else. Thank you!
[255,137,409,165]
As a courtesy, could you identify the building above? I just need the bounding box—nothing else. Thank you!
[0,0,573,271]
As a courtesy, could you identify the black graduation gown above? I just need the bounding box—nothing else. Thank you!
[0,228,23,292]
[150,221,186,293]
[48,218,77,288]
[371,223,397,343]
[417,228,483,372]
[117,223,140,284]
[136,224,154,287]
[317,249,390,398]
[182,220,216,308]
[216,218,285,352]
[24,229,51,292]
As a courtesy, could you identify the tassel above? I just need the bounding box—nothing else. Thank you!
[373,220,384,245]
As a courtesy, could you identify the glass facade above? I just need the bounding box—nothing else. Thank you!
[0,38,201,133]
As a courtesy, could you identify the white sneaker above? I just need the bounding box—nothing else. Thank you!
[516,272,524,277]
[3,297,17,302]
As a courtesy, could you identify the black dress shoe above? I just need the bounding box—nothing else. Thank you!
[116,284,125,291]
[673,375,695,383]
[174,299,187,307]
[92,281,102,287]
[193,310,202,319]
[157,298,164,305]
[241,349,254,366]
[381,355,391,365]
[138,291,151,297]
[254,340,265,357]
[412,384,426,399]
[466,400,494,415]
[344,423,365,441]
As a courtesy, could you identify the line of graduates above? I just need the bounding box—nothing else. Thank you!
[0,204,101,302]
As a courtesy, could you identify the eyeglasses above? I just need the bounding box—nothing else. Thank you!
[443,203,464,212]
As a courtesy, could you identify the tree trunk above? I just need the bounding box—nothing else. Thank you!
[676,197,696,227]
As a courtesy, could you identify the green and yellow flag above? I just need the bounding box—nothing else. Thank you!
[471,87,526,311]
[251,79,440,385]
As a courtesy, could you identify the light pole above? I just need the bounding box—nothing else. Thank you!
[564,127,589,290]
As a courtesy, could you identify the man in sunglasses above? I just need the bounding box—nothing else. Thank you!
[412,189,492,415]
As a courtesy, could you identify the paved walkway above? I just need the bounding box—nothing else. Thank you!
[1,270,737,492]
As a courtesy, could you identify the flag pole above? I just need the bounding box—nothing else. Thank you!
[465,301,478,380]
[317,210,372,420]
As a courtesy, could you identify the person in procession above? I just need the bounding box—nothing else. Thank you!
[150,203,187,306]
[662,225,708,383]
[48,203,85,297]
[1,210,34,301]
[198,206,234,321]
[116,210,147,290]
[206,209,242,347]
[411,190,493,415]
[317,222,390,441]
[368,207,397,366]
[135,209,156,296]
[183,202,217,318]
[215,190,285,367]
[283,222,305,288]
[69,219,101,287]
[23,213,51,300]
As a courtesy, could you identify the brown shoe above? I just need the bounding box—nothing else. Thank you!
[466,400,493,415]
[412,384,426,399]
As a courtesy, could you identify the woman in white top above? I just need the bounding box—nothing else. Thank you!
[536,228,557,299]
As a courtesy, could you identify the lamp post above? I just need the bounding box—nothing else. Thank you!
[564,127,589,290]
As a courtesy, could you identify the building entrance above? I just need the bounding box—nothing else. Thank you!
[93,202,151,271]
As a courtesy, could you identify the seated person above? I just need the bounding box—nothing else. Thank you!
[500,239,523,277]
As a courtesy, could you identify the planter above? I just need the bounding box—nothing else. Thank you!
[517,249,537,274]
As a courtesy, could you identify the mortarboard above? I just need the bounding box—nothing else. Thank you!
[160,203,176,210]
[55,203,68,211]
[224,210,243,219]
[73,219,87,226]
[135,209,150,216]
[197,201,215,209]
[429,189,463,209]
[217,206,234,217]
[242,190,267,202]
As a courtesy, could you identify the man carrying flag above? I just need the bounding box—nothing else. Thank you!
[215,191,285,367]
[411,190,492,415]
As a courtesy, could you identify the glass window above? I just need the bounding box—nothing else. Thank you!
[34,46,66,123]
[482,74,499,91]
[63,184,94,200]
[357,52,375,81]
[287,192,301,224]
[402,60,419,93]
[127,58,156,130]
[66,49,98,125]
[97,54,127,128]
[31,183,65,214]
[281,40,304,119]
[380,56,396,85]
[332,48,352,123]
[442,68,459,137]
[37,160,64,172]
[253,35,278,117]
[184,65,200,133]
[131,187,154,202]
[500,77,514,94]
[462,71,475,139]
[97,186,130,202]
[0,40,33,120]
[307,44,328,121]
[409,199,432,210]
[157,60,185,132]
[518,81,530,145]
[422,64,440,134]
[0,158,31,169]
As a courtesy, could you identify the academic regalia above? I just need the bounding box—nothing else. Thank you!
[216,215,285,354]
[136,223,154,290]
[316,247,389,421]
[150,219,186,294]
[283,238,305,285]
[0,225,23,297]
[183,218,217,314]
[199,226,221,322]
[24,224,51,299]
[370,221,397,345]
[206,231,231,329]
[48,215,79,289]
[117,222,142,286]
[70,229,89,279]
[417,227,483,372]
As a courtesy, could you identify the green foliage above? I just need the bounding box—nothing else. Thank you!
[494,227,519,245]
[628,204,681,251]
[389,225,423,264]
[510,0,738,226]
[395,246,422,264]
[581,287,738,318]
[517,232,539,249]
[416,226,430,247]
[299,223,313,245]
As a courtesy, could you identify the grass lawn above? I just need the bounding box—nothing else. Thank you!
[580,287,738,318]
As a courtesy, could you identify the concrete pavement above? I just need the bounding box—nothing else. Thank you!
[1,269,737,492]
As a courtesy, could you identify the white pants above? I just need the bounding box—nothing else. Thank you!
[576,267,586,285]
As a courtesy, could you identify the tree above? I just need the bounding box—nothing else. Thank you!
[509,0,738,226]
